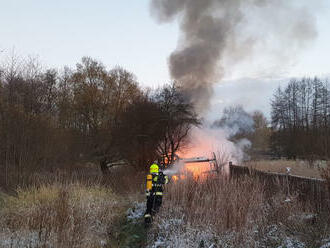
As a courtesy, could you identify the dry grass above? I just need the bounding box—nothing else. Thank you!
[104,165,146,196]
[1,163,146,198]
[0,183,127,248]
[321,162,330,200]
[244,160,324,179]
[148,174,330,247]
[160,175,303,230]
[0,164,147,248]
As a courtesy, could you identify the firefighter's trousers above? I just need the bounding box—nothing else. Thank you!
[144,192,163,222]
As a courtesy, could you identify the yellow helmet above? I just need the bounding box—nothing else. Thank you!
[150,163,159,174]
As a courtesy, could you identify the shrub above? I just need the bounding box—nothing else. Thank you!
[0,183,124,248]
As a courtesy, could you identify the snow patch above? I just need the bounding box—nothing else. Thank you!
[127,202,145,222]
[277,237,306,248]
[320,238,330,248]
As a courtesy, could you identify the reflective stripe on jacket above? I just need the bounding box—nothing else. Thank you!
[146,173,168,196]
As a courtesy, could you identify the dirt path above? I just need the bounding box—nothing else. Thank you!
[109,202,148,248]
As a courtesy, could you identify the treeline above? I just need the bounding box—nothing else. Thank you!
[0,56,198,185]
[271,77,330,160]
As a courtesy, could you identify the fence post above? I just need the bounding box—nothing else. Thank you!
[286,167,291,198]
[229,161,232,177]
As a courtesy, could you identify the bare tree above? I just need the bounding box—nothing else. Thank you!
[154,83,200,166]
[271,77,330,160]
[250,111,271,158]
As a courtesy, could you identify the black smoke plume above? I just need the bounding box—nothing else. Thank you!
[150,0,318,113]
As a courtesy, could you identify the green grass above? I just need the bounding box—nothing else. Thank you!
[101,202,148,248]
[116,216,147,248]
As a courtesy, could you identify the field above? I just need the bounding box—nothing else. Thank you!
[0,161,329,248]
[148,172,330,248]
[244,160,326,179]
[0,166,146,248]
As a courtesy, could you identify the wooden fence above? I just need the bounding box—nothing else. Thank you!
[229,162,329,212]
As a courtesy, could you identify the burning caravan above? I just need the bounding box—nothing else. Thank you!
[166,153,222,180]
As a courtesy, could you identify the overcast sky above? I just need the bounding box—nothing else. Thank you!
[1,0,330,119]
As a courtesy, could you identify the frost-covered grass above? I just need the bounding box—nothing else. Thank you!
[0,183,126,248]
[148,175,330,248]
[127,201,146,223]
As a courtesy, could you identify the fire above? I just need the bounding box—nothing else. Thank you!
[172,127,235,180]
[184,162,211,179]
[165,127,235,181]
[177,142,214,180]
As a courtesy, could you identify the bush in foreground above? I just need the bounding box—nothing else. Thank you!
[0,183,125,248]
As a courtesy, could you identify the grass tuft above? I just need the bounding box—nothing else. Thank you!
[0,183,126,248]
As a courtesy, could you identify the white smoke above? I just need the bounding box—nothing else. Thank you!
[164,126,252,176]
[164,106,255,175]
[164,160,185,175]
[185,126,251,164]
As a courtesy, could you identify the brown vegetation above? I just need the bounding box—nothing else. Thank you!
[0,55,199,189]
[271,78,330,160]
[1,54,329,247]
[0,181,125,247]
[321,161,330,199]
[244,160,323,179]
[0,165,148,248]
[149,174,330,247]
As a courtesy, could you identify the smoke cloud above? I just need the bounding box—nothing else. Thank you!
[163,106,257,175]
[163,125,252,176]
[150,0,318,113]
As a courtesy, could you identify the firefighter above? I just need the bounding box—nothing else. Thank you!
[144,161,169,224]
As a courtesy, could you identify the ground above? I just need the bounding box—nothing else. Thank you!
[244,160,325,179]
[0,160,329,248]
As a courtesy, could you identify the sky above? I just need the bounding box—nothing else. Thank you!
[1,0,330,119]
[0,0,179,87]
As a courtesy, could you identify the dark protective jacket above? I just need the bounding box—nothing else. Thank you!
[146,172,169,196]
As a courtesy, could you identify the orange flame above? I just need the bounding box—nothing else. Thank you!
[177,145,213,180]
[184,162,211,179]
[166,127,234,181]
